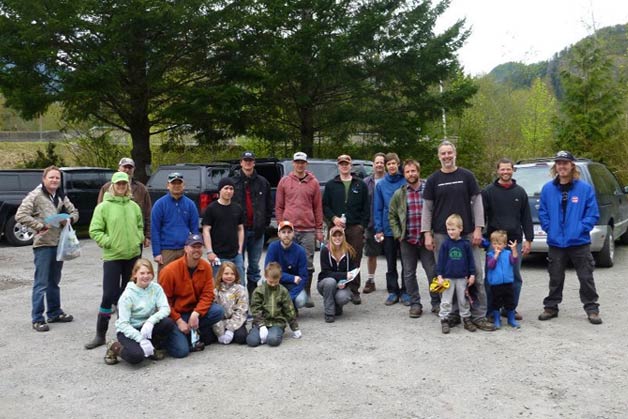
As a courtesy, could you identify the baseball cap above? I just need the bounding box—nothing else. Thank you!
[185,234,204,247]
[111,172,129,184]
[118,157,135,167]
[168,172,184,182]
[337,154,352,164]
[241,151,256,160]
[278,220,294,231]
[554,150,575,162]
[293,152,308,162]
[329,225,345,236]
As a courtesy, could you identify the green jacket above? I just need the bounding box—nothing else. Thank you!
[388,180,426,240]
[89,192,143,261]
[250,282,299,331]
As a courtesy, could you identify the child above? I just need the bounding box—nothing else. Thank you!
[247,262,302,347]
[486,230,520,329]
[211,261,249,344]
[436,214,477,334]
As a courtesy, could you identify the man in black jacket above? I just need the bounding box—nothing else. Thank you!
[232,151,272,296]
[322,154,370,304]
[482,158,534,320]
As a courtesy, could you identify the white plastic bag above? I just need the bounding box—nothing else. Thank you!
[56,222,81,261]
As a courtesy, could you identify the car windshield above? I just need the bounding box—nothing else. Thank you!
[513,165,554,196]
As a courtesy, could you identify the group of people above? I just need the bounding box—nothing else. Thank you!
[16,143,604,365]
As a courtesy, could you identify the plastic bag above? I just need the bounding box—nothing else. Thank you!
[56,222,81,261]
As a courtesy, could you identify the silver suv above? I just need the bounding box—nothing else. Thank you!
[514,158,628,267]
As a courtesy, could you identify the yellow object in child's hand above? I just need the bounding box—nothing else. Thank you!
[430,278,450,293]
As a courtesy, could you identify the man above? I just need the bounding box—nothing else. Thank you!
[362,152,386,294]
[482,158,534,320]
[373,152,408,306]
[231,151,272,296]
[151,172,199,273]
[389,159,440,318]
[264,221,308,308]
[159,234,225,358]
[202,177,245,281]
[537,151,602,324]
[97,157,151,249]
[421,140,494,331]
[322,154,369,304]
[275,151,324,308]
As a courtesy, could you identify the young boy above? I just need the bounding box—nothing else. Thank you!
[436,214,477,334]
[486,230,520,329]
[246,262,302,347]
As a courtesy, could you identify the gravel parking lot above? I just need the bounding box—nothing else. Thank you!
[1,239,627,418]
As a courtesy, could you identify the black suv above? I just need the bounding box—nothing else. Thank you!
[514,158,628,267]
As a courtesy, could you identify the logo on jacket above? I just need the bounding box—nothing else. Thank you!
[571,196,579,204]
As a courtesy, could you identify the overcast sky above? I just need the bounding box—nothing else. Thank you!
[436,0,628,75]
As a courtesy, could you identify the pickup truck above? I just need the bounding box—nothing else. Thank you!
[0,167,115,246]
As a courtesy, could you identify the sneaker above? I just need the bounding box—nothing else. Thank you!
[350,293,362,305]
[587,312,603,325]
[362,280,376,294]
[463,318,477,332]
[305,294,315,308]
[190,341,205,352]
[325,314,335,323]
[32,321,49,332]
[409,306,423,318]
[384,293,399,306]
[335,304,344,316]
[472,317,496,331]
[447,314,461,327]
[48,313,74,323]
[441,320,450,334]
[538,308,558,321]
[400,293,411,306]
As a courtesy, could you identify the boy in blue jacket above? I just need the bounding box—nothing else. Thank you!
[486,230,520,329]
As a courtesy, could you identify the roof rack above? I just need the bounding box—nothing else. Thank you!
[515,157,592,164]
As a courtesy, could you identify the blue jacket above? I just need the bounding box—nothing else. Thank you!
[539,179,599,248]
[486,249,516,286]
[264,240,308,301]
[373,172,406,236]
[151,194,199,256]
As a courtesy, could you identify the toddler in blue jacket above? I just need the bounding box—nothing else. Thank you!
[486,230,520,329]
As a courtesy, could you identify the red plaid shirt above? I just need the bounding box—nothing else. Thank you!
[406,183,424,245]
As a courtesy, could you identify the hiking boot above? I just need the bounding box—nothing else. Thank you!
[447,314,461,327]
[431,305,440,315]
[587,312,603,325]
[441,319,450,334]
[400,293,411,306]
[325,314,335,323]
[472,317,496,331]
[305,294,315,308]
[362,280,376,294]
[32,321,49,332]
[48,313,74,323]
[384,293,399,306]
[149,349,166,361]
[409,305,423,318]
[104,341,121,365]
[538,308,558,321]
[463,318,477,332]
[350,293,362,305]
[190,341,205,352]
[335,304,343,316]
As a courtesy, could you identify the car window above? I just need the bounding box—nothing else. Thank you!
[513,165,553,195]
[67,172,105,190]
[148,168,200,189]
[207,167,231,189]
[307,162,337,184]
[588,164,620,196]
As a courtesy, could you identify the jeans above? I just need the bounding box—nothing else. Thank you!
[543,244,600,313]
[317,277,352,315]
[383,236,405,295]
[212,253,245,288]
[399,240,440,309]
[32,246,64,323]
[244,229,265,292]
[246,325,285,347]
[165,303,225,358]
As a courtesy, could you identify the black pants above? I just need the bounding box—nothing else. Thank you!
[116,317,175,364]
[490,283,515,311]
[100,258,138,310]
[206,324,248,345]
[383,236,405,295]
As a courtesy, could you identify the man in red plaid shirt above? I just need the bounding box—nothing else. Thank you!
[388,159,440,318]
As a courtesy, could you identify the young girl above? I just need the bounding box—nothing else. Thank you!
[105,258,174,365]
[211,261,249,344]
[486,230,520,329]
[317,226,358,323]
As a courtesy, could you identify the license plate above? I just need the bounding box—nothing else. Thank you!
[534,224,546,236]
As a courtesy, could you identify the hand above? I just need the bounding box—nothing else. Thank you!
[508,239,518,250]
[139,339,154,357]
[472,228,483,247]
[375,232,384,243]
[154,255,163,265]
[316,231,324,243]
[188,312,200,330]
[143,238,151,248]
[337,280,346,289]
[176,318,190,334]
[522,241,531,256]
[424,233,434,251]
[140,321,154,340]
[437,276,444,285]
[259,326,268,344]
[293,276,302,285]
[334,216,345,228]
[468,275,476,286]
[207,252,217,263]
[292,330,302,339]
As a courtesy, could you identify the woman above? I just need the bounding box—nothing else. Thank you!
[16,166,79,332]
[317,226,359,323]
[210,261,248,345]
[105,258,174,365]
[86,171,144,349]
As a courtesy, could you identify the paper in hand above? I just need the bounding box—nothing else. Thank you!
[339,268,361,285]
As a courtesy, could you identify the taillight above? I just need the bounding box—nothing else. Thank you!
[199,192,218,213]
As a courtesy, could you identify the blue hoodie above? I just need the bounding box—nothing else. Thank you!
[264,240,308,301]
[373,172,406,236]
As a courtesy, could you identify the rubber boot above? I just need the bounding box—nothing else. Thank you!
[85,313,109,350]
[493,310,502,329]
[507,310,521,328]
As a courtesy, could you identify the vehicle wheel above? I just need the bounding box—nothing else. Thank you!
[619,229,628,245]
[4,216,35,246]
[594,227,614,268]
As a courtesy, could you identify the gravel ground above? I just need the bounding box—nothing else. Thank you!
[1,239,627,418]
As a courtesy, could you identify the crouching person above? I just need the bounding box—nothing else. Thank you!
[105,259,174,365]
[159,234,225,358]
[210,262,249,345]
[247,262,302,347]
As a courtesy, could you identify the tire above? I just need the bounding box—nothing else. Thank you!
[619,229,628,245]
[4,216,35,246]
[594,227,614,268]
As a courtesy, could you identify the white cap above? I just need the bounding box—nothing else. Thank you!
[293,151,308,162]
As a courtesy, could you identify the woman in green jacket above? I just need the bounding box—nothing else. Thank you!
[85,172,144,350]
